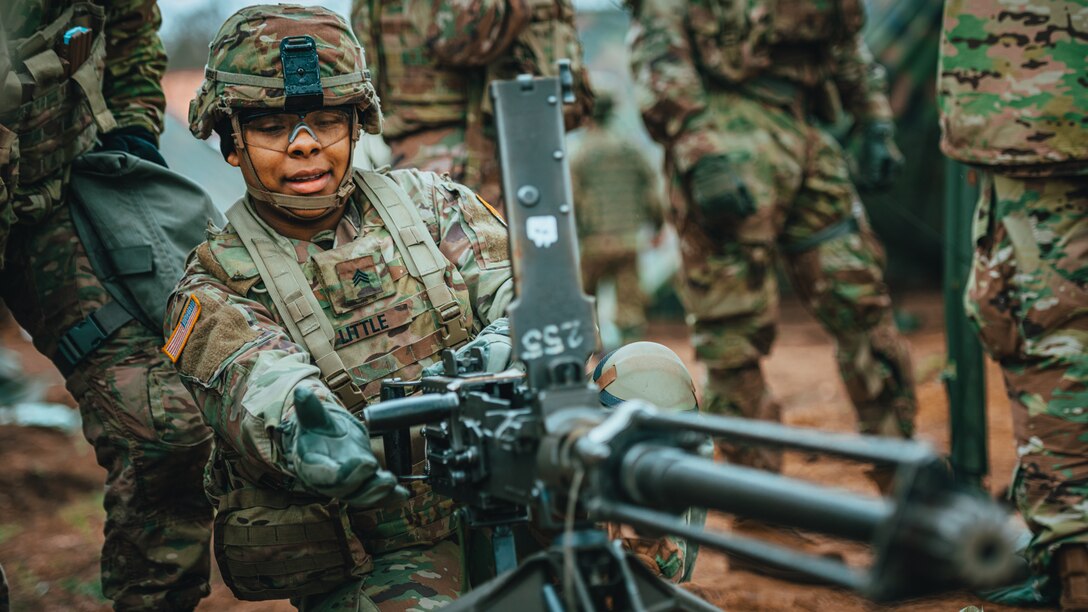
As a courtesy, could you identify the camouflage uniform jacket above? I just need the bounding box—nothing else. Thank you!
[352,0,591,138]
[629,0,893,174]
[937,0,1088,176]
[0,0,166,224]
[165,168,513,489]
[572,126,663,254]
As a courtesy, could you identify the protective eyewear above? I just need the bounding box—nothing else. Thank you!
[241,108,352,151]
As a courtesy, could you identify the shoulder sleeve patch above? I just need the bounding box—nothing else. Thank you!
[163,295,201,363]
[461,190,510,269]
[475,193,506,225]
[176,293,262,385]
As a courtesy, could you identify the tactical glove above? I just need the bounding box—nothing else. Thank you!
[280,387,407,507]
[96,126,168,168]
[422,317,513,376]
[855,120,904,191]
[689,154,757,225]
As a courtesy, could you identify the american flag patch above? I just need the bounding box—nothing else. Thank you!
[162,295,201,363]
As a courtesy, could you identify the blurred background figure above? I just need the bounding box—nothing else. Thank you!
[573,90,665,350]
[627,0,917,474]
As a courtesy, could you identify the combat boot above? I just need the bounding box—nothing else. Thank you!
[1059,545,1088,611]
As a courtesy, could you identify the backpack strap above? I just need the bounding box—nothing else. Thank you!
[225,200,366,411]
[353,169,469,347]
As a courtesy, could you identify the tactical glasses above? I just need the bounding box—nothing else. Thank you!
[240,108,352,151]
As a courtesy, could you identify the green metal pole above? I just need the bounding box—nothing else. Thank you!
[942,159,988,486]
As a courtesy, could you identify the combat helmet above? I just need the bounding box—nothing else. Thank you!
[591,342,698,413]
[189,4,382,210]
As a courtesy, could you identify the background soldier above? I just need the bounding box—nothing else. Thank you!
[350,0,593,210]
[176,6,514,607]
[628,0,917,473]
[573,92,664,349]
[937,1,1088,609]
[0,2,212,609]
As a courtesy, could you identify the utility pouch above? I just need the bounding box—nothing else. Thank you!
[68,151,224,332]
[214,487,371,601]
[1,2,114,194]
[349,465,459,554]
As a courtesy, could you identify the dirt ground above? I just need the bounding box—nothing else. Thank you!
[0,290,1049,611]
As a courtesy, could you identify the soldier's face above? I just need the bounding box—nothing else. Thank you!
[227,120,352,219]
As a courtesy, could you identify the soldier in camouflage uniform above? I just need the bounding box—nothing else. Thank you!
[0,2,212,610]
[173,6,515,608]
[350,0,593,211]
[937,2,1088,609]
[573,92,664,346]
[628,0,918,472]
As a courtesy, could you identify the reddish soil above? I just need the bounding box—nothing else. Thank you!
[0,291,1049,611]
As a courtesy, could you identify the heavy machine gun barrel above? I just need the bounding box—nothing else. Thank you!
[360,71,1021,610]
[620,445,891,542]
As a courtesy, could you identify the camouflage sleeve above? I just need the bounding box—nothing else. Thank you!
[629,0,724,174]
[102,0,167,136]
[831,35,893,123]
[426,0,530,66]
[164,249,338,477]
[394,170,514,326]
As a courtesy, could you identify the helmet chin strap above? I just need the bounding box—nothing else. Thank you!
[230,113,360,211]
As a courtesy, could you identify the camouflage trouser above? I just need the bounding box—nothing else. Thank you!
[966,171,1088,573]
[673,91,916,471]
[388,125,503,214]
[0,203,213,610]
[295,537,463,611]
[581,247,647,340]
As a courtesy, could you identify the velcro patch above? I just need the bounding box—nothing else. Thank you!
[162,295,201,363]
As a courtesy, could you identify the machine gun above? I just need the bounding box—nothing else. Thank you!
[362,68,1020,611]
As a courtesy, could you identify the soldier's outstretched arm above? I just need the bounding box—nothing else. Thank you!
[102,0,168,136]
[164,254,336,479]
[281,387,407,506]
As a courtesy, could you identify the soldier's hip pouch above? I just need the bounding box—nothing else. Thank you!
[213,487,371,602]
[350,461,460,554]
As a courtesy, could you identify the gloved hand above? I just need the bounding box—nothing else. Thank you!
[96,126,168,168]
[422,317,512,376]
[280,387,407,507]
[855,120,904,191]
[689,154,757,225]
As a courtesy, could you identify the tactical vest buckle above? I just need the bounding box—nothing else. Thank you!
[438,304,470,346]
[437,303,461,324]
[325,370,367,411]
